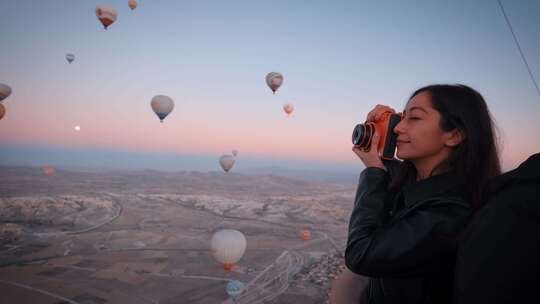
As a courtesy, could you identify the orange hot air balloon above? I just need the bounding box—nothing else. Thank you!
[95,5,118,30]
[128,0,137,10]
[42,165,55,176]
[0,104,5,120]
[299,229,311,241]
[283,103,294,116]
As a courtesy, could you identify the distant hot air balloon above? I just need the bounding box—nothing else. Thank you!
[299,229,311,241]
[42,165,55,176]
[0,104,5,121]
[211,229,247,271]
[151,95,174,123]
[219,155,235,173]
[265,72,283,94]
[128,0,138,10]
[283,103,294,116]
[95,5,118,30]
[226,280,245,297]
[65,53,75,64]
[232,150,238,157]
[0,83,12,102]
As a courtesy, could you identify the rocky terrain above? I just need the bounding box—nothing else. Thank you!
[0,166,357,303]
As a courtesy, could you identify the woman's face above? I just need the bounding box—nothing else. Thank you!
[393,91,458,163]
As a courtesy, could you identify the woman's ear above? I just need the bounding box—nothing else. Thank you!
[445,129,465,147]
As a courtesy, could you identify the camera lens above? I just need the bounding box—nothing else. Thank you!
[352,124,363,145]
[352,123,373,148]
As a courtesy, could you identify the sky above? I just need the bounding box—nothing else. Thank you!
[0,0,539,173]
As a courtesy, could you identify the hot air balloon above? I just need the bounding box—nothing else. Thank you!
[219,155,235,173]
[226,280,245,297]
[283,103,294,116]
[232,150,238,157]
[265,72,283,94]
[42,165,55,176]
[95,5,118,30]
[151,95,174,123]
[65,53,75,64]
[211,229,247,271]
[0,104,5,121]
[128,0,137,10]
[299,229,311,241]
[0,83,12,102]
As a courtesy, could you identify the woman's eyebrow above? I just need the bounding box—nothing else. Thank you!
[407,106,428,114]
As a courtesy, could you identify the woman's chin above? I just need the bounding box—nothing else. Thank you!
[396,151,409,160]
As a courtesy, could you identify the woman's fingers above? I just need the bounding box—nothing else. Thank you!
[369,131,380,154]
[352,131,386,170]
[366,104,382,121]
[352,145,365,157]
[366,105,396,122]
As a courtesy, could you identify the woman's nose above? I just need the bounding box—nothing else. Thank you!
[393,119,405,134]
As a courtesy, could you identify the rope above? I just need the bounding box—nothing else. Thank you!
[496,0,540,99]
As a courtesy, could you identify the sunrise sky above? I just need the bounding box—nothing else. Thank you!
[1,0,539,172]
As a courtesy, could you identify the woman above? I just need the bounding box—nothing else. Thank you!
[345,84,500,303]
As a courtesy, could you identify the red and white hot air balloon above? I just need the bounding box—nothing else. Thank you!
[95,5,118,30]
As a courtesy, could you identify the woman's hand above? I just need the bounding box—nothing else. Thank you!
[366,105,396,122]
[352,130,386,170]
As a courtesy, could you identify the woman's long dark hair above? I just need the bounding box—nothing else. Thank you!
[389,84,501,211]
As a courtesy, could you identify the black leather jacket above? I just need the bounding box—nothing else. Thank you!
[453,153,540,304]
[345,161,471,304]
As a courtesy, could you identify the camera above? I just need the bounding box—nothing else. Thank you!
[352,110,401,160]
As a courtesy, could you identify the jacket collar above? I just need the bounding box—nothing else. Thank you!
[402,171,463,207]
